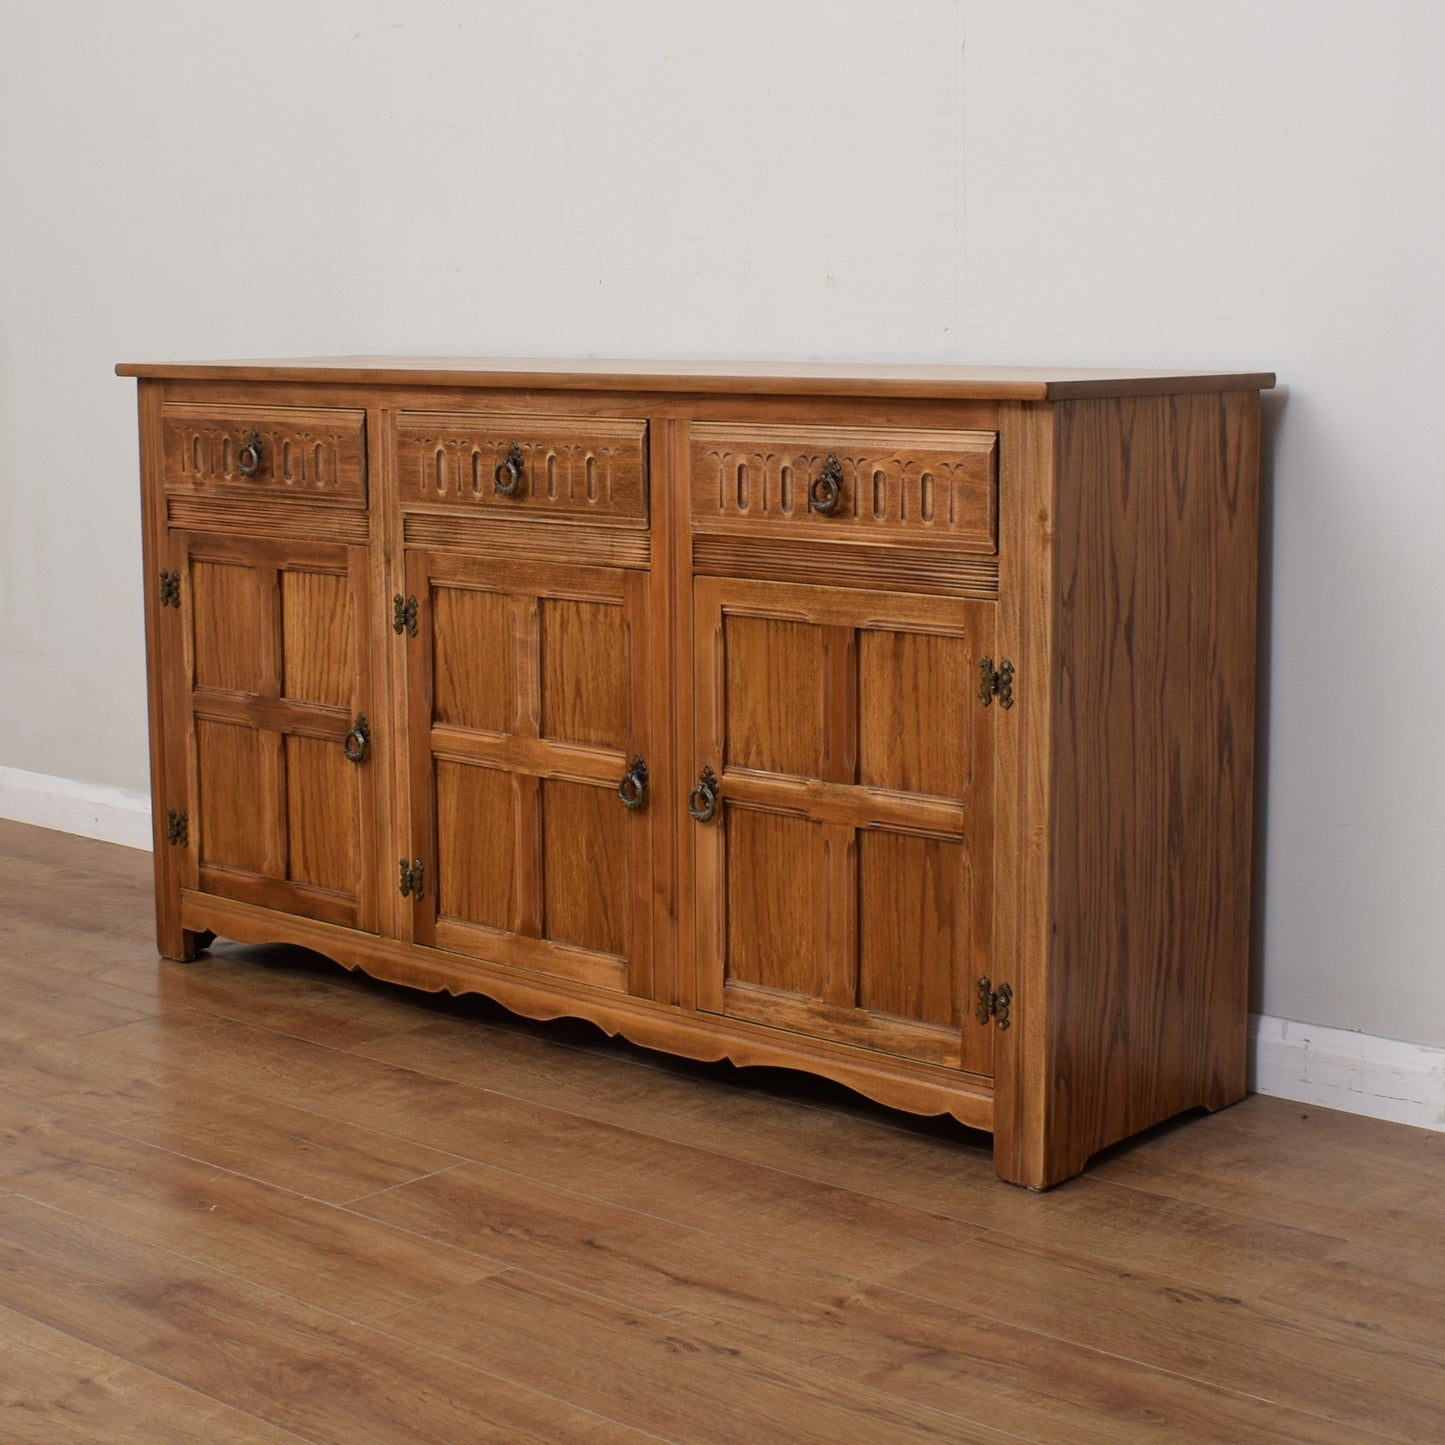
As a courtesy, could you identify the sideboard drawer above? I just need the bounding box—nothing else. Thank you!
[689,422,998,551]
[396,412,648,526]
[162,403,367,505]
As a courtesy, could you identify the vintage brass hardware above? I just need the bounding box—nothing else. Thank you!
[978,656,1015,710]
[165,808,188,847]
[158,569,181,608]
[976,976,1012,1030]
[687,764,719,823]
[493,441,524,497]
[392,594,418,637]
[617,754,648,811]
[342,714,369,764]
[398,858,424,899]
[808,452,844,515]
[236,428,263,477]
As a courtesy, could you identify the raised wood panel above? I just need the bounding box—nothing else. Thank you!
[690,423,997,550]
[196,720,275,876]
[432,586,514,734]
[191,561,267,695]
[281,569,353,709]
[284,734,360,896]
[856,830,964,1028]
[435,761,514,932]
[722,807,823,999]
[693,575,995,1072]
[539,598,629,749]
[857,629,970,797]
[722,615,823,778]
[180,534,374,936]
[541,779,629,958]
[408,550,652,1000]
[162,403,366,503]
[397,413,647,525]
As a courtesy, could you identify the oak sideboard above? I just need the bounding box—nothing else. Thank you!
[118,357,1274,1188]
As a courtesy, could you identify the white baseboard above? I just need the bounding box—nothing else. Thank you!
[0,765,152,852]
[1251,1013,1445,1133]
[2,767,1442,1134]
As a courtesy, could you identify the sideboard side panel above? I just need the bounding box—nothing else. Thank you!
[1046,390,1260,1183]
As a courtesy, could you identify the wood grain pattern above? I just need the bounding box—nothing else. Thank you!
[280,567,353,707]
[1041,390,1260,1185]
[857,627,970,796]
[538,595,630,748]
[435,760,515,931]
[0,820,1426,1445]
[721,806,823,998]
[694,531,1000,597]
[283,732,360,895]
[722,612,823,776]
[190,560,267,693]
[431,583,514,733]
[857,830,967,1028]
[541,778,630,957]
[167,492,371,545]
[404,511,651,568]
[194,719,275,876]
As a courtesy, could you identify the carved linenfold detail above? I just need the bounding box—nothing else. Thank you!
[161,405,367,502]
[690,423,997,551]
[397,413,647,523]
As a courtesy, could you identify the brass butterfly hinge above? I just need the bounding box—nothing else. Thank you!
[392,594,419,637]
[978,657,1014,709]
[165,809,189,847]
[976,976,1012,1030]
[398,858,425,899]
[158,569,181,608]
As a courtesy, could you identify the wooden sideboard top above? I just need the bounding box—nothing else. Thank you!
[116,356,1276,401]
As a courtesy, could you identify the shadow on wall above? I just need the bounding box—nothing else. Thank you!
[1248,384,1288,1030]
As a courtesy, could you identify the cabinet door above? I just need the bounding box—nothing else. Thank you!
[403,550,654,997]
[691,577,995,1074]
[174,532,377,931]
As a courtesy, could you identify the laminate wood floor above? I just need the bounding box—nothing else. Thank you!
[1,819,1441,1443]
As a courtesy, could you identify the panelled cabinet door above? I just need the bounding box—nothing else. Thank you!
[174,532,377,931]
[403,550,654,998]
[691,577,995,1076]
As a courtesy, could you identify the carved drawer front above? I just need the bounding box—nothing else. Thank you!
[162,404,367,504]
[690,422,997,551]
[397,412,648,526]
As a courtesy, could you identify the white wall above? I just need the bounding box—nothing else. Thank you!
[2,1,1442,1051]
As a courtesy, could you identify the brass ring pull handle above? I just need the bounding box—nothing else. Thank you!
[237,428,263,477]
[342,714,369,764]
[808,453,844,515]
[493,441,524,497]
[617,754,648,811]
[687,764,719,823]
